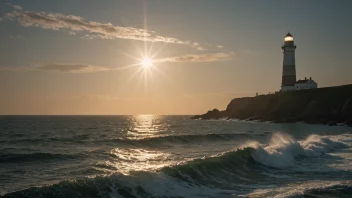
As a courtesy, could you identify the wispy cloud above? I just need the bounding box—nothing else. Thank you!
[0,64,108,73]
[37,53,234,72]
[6,3,23,11]
[36,63,110,73]
[4,8,202,49]
[156,52,234,63]
[1,51,234,74]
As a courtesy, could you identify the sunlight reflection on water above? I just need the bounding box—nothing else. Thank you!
[94,115,176,174]
[95,148,174,174]
[126,115,168,139]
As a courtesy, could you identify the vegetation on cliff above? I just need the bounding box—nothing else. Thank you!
[192,85,352,126]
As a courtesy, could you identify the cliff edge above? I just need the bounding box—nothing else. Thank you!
[192,85,352,126]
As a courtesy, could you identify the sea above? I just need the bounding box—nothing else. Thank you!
[0,115,351,198]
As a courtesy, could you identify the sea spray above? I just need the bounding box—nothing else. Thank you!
[251,133,348,168]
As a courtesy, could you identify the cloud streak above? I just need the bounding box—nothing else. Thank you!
[6,3,23,11]
[37,63,110,73]
[0,51,234,73]
[156,52,234,63]
[4,8,200,48]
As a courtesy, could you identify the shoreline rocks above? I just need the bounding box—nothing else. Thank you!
[192,84,352,126]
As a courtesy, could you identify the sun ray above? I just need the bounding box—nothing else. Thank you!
[152,65,183,93]
[147,41,155,58]
[110,0,183,96]
[143,0,148,60]
[150,43,168,60]
[116,63,140,71]
[143,68,148,92]
[126,66,145,84]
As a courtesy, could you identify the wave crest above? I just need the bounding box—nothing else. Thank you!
[251,133,348,168]
[2,133,350,197]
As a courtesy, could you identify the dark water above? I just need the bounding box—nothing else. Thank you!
[0,115,351,197]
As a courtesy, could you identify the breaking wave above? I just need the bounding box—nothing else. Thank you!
[1,133,350,198]
[251,133,349,168]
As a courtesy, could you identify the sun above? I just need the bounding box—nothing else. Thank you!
[141,57,153,68]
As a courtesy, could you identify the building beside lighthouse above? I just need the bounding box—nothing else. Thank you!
[280,32,318,91]
[295,77,318,90]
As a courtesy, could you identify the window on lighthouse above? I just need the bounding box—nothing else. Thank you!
[285,36,294,42]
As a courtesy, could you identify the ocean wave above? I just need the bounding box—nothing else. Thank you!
[3,167,351,198]
[247,180,352,198]
[1,133,350,197]
[1,172,229,198]
[0,135,90,144]
[251,133,349,168]
[1,133,253,146]
[159,133,350,187]
[110,132,251,145]
[161,147,264,188]
[0,153,78,163]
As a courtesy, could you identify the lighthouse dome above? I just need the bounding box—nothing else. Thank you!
[284,32,294,42]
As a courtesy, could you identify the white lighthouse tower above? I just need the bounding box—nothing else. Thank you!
[281,32,297,91]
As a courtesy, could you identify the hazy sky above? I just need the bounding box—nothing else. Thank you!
[1,0,351,115]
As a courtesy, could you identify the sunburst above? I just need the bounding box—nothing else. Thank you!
[141,57,153,68]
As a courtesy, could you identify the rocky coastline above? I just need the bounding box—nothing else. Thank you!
[192,85,352,126]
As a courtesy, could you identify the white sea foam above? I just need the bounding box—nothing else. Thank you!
[247,180,352,198]
[250,133,349,168]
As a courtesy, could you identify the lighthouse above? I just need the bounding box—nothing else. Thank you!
[281,32,297,91]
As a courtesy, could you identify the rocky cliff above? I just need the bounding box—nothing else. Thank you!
[192,85,352,126]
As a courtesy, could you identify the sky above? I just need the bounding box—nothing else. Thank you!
[0,0,352,115]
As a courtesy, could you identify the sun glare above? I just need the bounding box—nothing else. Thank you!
[141,57,153,68]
